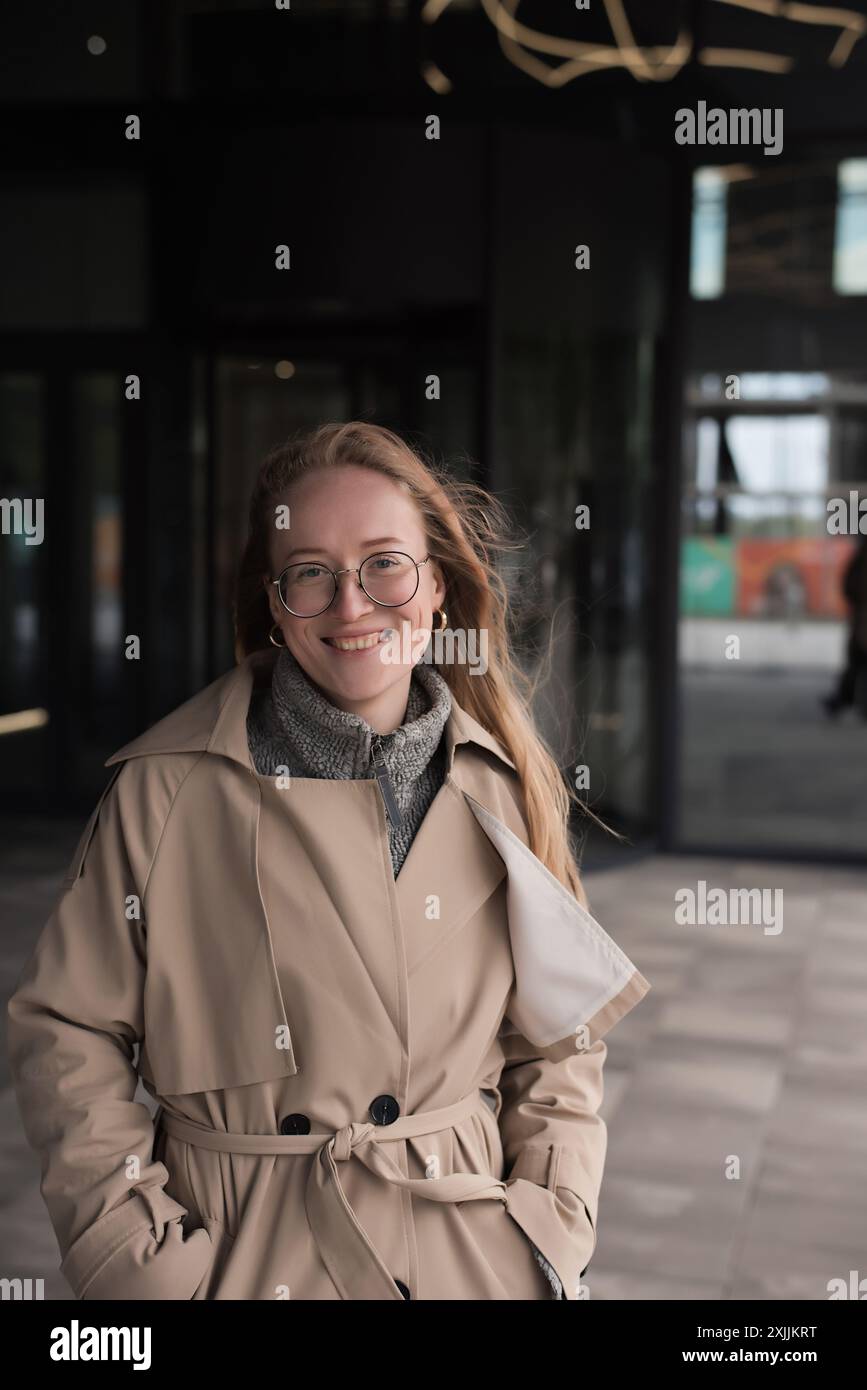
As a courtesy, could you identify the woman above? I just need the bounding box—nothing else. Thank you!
[7,422,649,1301]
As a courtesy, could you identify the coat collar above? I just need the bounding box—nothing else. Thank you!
[104,647,516,777]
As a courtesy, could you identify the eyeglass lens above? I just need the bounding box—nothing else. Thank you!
[279,551,419,616]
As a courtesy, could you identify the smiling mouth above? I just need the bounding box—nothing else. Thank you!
[322,630,390,652]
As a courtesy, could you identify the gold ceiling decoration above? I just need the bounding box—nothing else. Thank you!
[420,0,866,87]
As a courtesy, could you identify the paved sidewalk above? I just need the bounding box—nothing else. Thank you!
[681,666,867,855]
[585,853,867,1299]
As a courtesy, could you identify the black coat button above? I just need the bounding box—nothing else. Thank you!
[394,1279,411,1299]
[369,1094,400,1125]
[280,1113,311,1135]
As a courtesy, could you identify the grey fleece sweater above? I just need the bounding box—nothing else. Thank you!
[245,644,564,1298]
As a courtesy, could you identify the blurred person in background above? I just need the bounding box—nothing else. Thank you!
[822,531,867,719]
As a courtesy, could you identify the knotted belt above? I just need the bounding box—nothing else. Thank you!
[158,1089,513,1300]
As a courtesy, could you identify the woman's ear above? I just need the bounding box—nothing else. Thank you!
[263,575,281,626]
[430,561,447,611]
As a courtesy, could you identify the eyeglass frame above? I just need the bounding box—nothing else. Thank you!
[270,551,433,618]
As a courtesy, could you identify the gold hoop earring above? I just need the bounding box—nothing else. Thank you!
[269,623,288,648]
[434,609,448,631]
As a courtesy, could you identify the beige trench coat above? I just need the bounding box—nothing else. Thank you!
[7,648,650,1301]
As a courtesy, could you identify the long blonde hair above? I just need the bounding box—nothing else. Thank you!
[234,421,621,903]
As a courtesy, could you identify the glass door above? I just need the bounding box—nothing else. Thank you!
[0,367,129,808]
[0,372,47,805]
[679,372,867,857]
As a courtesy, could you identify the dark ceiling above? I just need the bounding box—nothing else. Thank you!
[1,0,865,153]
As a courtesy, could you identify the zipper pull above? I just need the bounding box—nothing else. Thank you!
[370,736,403,829]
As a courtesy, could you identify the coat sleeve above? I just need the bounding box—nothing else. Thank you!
[498,1030,607,1300]
[6,767,215,1300]
[496,844,606,1300]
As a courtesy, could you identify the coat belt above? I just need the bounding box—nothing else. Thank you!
[157,1089,510,1300]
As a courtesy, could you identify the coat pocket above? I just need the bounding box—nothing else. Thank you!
[406,1107,552,1300]
[190,1217,237,1301]
[62,1183,217,1301]
[503,1180,594,1302]
[502,1146,597,1301]
[454,1192,557,1300]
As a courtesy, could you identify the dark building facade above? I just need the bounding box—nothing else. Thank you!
[2,0,866,863]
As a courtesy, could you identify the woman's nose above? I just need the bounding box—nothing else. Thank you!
[331,569,374,615]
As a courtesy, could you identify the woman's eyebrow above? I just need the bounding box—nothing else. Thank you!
[279,537,407,563]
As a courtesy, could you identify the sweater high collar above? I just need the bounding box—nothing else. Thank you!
[262,643,453,784]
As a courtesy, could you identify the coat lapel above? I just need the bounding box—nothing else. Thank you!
[444,707,650,1054]
[393,777,507,978]
[460,790,650,1054]
[398,698,650,1054]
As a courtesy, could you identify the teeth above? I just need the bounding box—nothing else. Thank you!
[326,631,383,651]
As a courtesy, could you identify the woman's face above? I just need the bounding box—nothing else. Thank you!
[264,465,446,719]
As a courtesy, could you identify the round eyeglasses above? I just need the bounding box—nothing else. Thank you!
[271,551,431,618]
